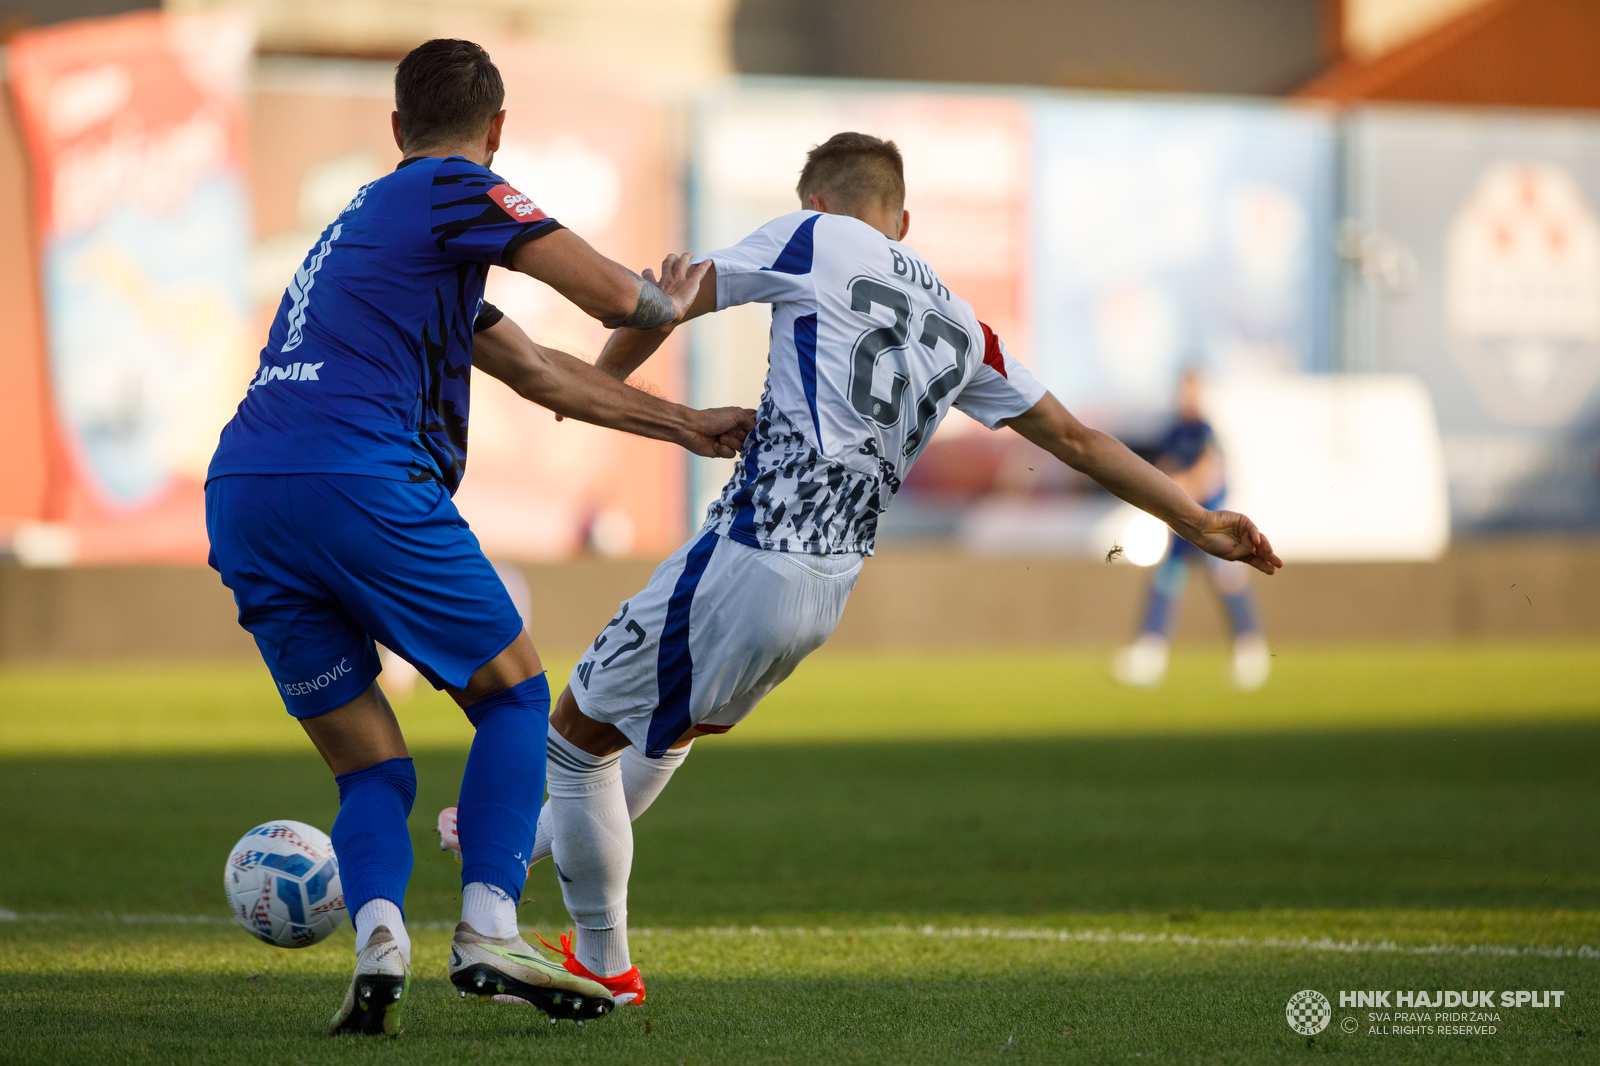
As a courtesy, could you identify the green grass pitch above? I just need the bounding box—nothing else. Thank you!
[2,643,1598,1064]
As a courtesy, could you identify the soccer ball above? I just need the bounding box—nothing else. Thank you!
[224,820,346,948]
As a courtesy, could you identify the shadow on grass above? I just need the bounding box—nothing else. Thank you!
[2,722,1598,924]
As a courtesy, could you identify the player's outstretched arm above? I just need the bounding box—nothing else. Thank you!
[593,257,721,381]
[509,232,709,331]
[1003,393,1283,575]
[472,314,753,458]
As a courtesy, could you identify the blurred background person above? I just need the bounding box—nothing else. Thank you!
[1113,369,1270,691]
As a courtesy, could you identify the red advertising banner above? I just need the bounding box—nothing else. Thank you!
[7,9,256,564]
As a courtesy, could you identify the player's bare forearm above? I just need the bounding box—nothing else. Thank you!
[1003,394,1200,532]
[1003,394,1282,574]
[473,315,753,458]
[595,323,673,382]
[509,231,703,330]
[595,257,721,381]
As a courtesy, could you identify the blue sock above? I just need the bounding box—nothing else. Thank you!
[331,756,416,921]
[1140,589,1175,636]
[1224,590,1259,637]
[1140,555,1189,637]
[458,673,549,902]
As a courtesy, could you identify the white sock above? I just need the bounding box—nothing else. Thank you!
[531,802,554,866]
[621,740,692,820]
[461,881,518,939]
[528,738,692,866]
[545,728,632,977]
[353,898,410,967]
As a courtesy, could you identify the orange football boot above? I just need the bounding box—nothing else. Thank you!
[534,930,646,1006]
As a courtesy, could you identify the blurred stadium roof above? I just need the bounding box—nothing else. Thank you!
[734,0,1330,96]
[1300,0,1600,109]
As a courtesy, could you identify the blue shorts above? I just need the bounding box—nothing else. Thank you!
[206,473,525,718]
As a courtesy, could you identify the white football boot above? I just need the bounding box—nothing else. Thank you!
[449,921,614,1023]
[329,925,409,1036]
[1112,634,1169,688]
[435,807,462,863]
[1231,634,1271,691]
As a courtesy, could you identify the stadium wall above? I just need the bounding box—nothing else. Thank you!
[1,539,1596,663]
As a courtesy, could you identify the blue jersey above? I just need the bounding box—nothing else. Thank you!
[1157,417,1215,473]
[1157,416,1224,509]
[208,155,560,494]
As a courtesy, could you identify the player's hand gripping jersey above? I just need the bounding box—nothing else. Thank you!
[696,211,1043,554]
[208,156,560,494]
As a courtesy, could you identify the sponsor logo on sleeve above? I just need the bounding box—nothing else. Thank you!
[486,183,547,223]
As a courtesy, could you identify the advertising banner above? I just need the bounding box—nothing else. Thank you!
[461,42,687,559]
[1030,97,1336,436]
[247,47,688,562]
[689,79,1031,519]
[1344,106,1600,532]
[0,95,50,529]
[7,9,256,564]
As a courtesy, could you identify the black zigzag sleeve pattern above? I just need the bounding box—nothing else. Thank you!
[429,164,562,265]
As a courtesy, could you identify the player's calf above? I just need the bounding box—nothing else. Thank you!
[433,736,695,866]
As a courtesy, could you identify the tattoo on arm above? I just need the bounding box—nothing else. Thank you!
[602,278,675,330]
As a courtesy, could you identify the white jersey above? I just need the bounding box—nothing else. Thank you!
[696,210,1045,555]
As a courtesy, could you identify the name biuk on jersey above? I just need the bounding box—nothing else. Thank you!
[697,210,1045,555]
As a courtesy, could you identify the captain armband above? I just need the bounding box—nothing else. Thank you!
[602,279,676,331]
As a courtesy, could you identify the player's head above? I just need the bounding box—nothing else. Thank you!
[797,132,909,240]
[393,39,505,157]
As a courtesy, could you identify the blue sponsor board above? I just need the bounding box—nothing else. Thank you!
[1343,106,1600,532]
[1030,97,1337,437]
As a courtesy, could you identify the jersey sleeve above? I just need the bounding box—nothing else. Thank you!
[952,322,1048,429]
[472,300,505,333]
[429,157,563,266]
[694,211,820,310]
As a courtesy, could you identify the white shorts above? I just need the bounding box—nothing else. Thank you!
[568,532,863,757]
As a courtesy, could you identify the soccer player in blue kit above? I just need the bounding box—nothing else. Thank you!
[1113,369,1271,690]
[205,40,751,1035]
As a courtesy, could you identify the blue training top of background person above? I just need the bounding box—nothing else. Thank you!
[207,155,560,495]
[1157,417,1213,473]
[1158,416,1225,514]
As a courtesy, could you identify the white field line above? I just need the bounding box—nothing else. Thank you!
[2,908,1596,960]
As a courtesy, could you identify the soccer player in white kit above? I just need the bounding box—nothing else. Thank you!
[438,133,1283,1004]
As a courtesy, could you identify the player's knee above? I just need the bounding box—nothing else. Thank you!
[460,671,550,728]
[334,755,417,817]
[456,630,544,705]
[551,688,631,757]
